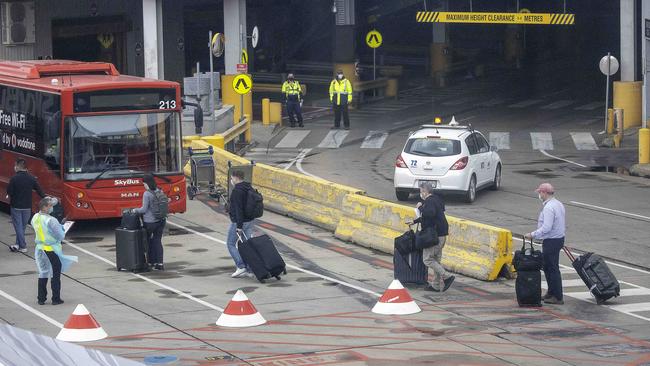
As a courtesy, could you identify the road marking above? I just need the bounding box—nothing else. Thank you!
[489,132,510,150]
[541,100,574,110]
[542,279,585,289]
[508,99,542,108]
[360,131,388,149]
[530,132,554,150]
[574,101,602,111]
[607,302,650,313]
[275,130,311,148]
[0,288,63,328]
[295,148,325,180]
[570,132,598,150]
[318,130,349,148]
[567,288,650,301]
[166,221,382,297]
[569,201,650,222]
[64,241,224,312]
[539,149,587,168]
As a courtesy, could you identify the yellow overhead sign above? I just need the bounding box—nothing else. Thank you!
[416,11,575,25]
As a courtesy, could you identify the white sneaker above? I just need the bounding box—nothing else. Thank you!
[231,267,247,278]
[18,248,27,253]
[245,270,255,278]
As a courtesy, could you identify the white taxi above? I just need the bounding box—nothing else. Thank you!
[393,122,501,203]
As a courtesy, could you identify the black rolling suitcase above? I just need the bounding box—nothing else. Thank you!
[121,211,142,230]
[563,247,620,304]
[516,270,542,307]
[393,248,428,285]
[115,228,148,272]
[238,233,286,283]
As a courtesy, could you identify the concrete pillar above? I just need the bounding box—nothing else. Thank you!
[620,0,636,82]
[142,0,164,79]
[429,1,448,82]
[642,0,650,126]
[333,0,355,76]
[224,0,246,75]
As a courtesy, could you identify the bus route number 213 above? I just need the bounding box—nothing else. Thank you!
[159,100,177,109]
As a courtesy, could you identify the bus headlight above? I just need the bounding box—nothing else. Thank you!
[77,192,84,199]
[174,195,180,201]
[82,202,89,209]
[173,186,181,193]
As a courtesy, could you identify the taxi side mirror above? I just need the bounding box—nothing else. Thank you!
[490,145,498,152]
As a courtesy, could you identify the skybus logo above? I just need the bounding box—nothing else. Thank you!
[114,179,141,186]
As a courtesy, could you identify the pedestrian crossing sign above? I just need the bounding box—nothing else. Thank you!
[366,30,382,48]
[232,74,252,95]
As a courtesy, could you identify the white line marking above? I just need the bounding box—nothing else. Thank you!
[574,101,602,111]
[508,99,542,108]
[281,150,307,171]
[64,241,224,312]
[295,148,324,180]
[0,288,63,328]
[166,221,382,297]
[566,288,650,301]
[275,130,311,148]
[489,132,510,150]
[542,279,585,289]
[317,130,349,149]
[570,132,598,150]
[530,132,554,150]
[569,201,650,222]
[360,131,388,149]
[539,149,587,168]
[541,100,574,110]
[607,302,650,313]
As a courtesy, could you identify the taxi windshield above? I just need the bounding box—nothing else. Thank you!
[63,112,181,180]
[405,138,461,157]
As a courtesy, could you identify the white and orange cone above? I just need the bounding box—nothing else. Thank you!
[372,280,421,315]
[56,304,108,342]
[216,290,266,327]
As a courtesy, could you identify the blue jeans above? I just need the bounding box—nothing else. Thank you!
[542,238,565,300]
[11,208,31,249]
[226,221,254,269]
[144,220,166,264]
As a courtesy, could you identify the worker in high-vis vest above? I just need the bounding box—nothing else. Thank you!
[281,73,303,128]
[32,197,77,305]
[329,69,353,130]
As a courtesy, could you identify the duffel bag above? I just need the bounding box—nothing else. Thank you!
[512,238,543,271]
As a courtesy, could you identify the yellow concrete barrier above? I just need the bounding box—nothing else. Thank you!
[640,128,650,164]
[386,78,398,98]
[262,98,270,125]
[335,194,513,281]
[614,81,642,128]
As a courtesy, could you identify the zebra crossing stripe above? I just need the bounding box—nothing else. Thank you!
[317,130,349,148]
[574,101,601,111]
[508,99,542,108]
[542,279,585,289]
[607,302,650,314]
[488,132,510,150]
[566,288,650,301]
[530,132,553,150]
[275,130,310,148]
[360,130,388,149]
[541,100,574,110]
[570,132,598,150]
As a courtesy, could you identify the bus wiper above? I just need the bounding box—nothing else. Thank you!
[151,172,171,183]
[86,166,119,188]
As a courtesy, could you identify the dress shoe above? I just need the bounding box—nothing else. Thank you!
[52,299,64,305]
[543,296,564,305]
[442,275,455,292]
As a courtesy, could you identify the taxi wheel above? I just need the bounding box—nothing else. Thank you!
[464,175,476,203]
[490,164,501,191]
[395,190,410,201]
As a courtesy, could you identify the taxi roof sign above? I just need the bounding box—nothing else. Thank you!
[416,11,575,25]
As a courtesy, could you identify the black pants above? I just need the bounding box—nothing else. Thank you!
[145,220,166,264]
[286,100,303,126]
[333,103,350,128]
[542,237,564,300]
[38,251,62,303]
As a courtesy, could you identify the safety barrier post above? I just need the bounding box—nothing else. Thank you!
[640,128,650,164]
[244,115,252,143]
[613,108,624,148]
[607,108,614,135]
[613,81,642,128]
[270,102,282,124]
[262,98,270,125]
[386,78,398,98]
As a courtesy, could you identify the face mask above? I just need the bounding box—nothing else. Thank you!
[288,77,294,81]
[144,183,149,191]
[538,193,544,202]
[337,74,343,80]
[47,206,54,214]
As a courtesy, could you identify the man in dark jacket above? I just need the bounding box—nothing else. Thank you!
[226,170,254,278]
[411,182,454,292]
[6,159,46,253]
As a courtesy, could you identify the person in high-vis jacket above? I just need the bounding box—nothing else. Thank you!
[281,73,303,128]
[32,197,78,305]
[329,70,353,130]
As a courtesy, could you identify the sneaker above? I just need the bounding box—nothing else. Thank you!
[154,264,165,271]
[442,275,455,292]
[52,299,64,306]
[37,300,45,306]
[9,245,18,252]
[231,267,247,278]
[18,248,27,253]
[543,296,564,305]
[245,270,255,279]
[425,285,440,292]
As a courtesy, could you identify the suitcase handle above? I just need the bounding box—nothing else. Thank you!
[236,230,249,244]
[562,246,576,262]
[520,237,535,251]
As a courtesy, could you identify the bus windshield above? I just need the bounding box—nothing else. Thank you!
[64,112,181,180]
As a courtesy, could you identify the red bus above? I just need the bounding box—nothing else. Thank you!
[0,60,186,220]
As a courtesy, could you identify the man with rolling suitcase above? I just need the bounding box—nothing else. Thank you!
[226,170,255,278]
[525,183,566,305]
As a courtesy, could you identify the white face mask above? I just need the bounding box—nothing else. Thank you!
[337,74,343,80]
[144,183,149,191]
[538,193,544,202]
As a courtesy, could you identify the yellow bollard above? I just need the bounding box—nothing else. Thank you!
[269,102,282,124]
[243,114,252,143]
[640,128,650,164]
[607,108,614,134]
[613,81,642,128]
[385,78,398,98]
[262,98,270,125]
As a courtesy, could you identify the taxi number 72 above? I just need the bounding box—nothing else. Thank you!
[410,160,417,167]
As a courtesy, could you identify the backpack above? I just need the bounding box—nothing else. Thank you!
[150,190,169,220]
[244,187,264,220]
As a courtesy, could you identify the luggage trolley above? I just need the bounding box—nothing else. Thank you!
[187,146,220,200]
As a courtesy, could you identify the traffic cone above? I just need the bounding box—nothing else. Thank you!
[216,290,266,327]
[56,304,108,342]
[372,280,421,315]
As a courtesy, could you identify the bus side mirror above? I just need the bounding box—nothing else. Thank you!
[194,105,204,134]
